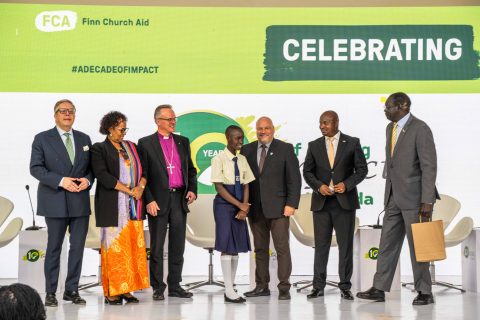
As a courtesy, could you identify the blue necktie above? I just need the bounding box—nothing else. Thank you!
[233,157,242,201]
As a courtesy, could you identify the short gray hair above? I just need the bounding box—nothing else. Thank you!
[154,104,172,119]
[54,99,75,113]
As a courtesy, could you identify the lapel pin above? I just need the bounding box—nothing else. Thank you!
[83,145,89,151]
[270,152,273,155]
[342,140,346,143]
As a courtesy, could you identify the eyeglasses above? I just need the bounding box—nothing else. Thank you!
[56,108,76,115]
[157,117,177,122]
[118,148,129,160]
[116,127,129,134]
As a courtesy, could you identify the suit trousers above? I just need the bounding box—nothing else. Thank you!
[44,216,89,293]
[312,196,355,290]
[249,211,292,292]
[373,193,432,293]
[148,191,187,292]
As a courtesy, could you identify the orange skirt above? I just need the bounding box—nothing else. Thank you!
[101,220,149,296]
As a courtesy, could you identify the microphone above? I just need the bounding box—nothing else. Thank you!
[367,209,385,229]
[25,185,43,231]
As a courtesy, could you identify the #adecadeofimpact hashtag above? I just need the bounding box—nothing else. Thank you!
[71,65,159,74]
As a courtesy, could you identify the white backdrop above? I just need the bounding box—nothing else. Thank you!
[1,92,478,279]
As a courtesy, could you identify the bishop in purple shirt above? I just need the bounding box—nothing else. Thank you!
[138,104,198,300]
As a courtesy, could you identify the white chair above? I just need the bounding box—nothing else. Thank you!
[290,193,360,292]
[184,194,224,291]
[0,196,23,248]
[79,195,102,290]
[402,194,473,292]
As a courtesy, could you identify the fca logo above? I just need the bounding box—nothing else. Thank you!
[35,10,77,32]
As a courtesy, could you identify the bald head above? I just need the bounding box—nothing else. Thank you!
[319,110,339,137]
[256,116,275,144]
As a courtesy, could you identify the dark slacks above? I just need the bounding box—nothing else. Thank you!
[373,193,432,293]
[249,211,292,292]
[148,191,187,292]
[312,196,355,290]
[44,216,89,293]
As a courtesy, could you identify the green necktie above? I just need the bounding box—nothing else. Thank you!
[64,132,74,164]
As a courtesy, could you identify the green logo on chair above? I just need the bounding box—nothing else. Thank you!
[365,247,379,260]
[464,246,469,258]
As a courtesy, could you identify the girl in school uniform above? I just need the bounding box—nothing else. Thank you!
[210,125,255,303]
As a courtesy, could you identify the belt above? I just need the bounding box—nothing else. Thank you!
[168,187,184,193]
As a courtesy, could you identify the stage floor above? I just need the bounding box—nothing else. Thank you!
[1,276,478,320]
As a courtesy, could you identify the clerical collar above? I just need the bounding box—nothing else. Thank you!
[158,132,171,140]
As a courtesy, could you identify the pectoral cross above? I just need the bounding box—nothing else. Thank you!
[167,163,175,174]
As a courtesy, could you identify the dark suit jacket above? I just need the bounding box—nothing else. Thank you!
[137,133,197,215]
[90,139,146,227]
[384,114,440,209]
[30,127,93,218]
[303,133,368,211]
[240,139,301,220]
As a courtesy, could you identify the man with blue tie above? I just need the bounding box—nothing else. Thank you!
[30,99,93,307]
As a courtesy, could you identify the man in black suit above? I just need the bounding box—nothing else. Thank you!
[241,116,301,300]
[303,111,368,300]
[138,104,197,300]
[30,99,93,307]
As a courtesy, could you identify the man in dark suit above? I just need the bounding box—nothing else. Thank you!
[138,104,197,300]
[357,92,439,305]
[30,99,93,307]
[303,111,368,300]
[240,116,301,300]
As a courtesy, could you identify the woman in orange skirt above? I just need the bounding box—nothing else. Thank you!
[91,111,149,304]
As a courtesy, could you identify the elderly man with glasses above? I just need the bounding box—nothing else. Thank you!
[138,104,198,301]
[30,99,93,307]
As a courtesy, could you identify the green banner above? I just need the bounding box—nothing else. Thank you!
[264,25,480,81]
[1,4,480,93]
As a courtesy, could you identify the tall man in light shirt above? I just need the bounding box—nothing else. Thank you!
[357,92,439,305]
[30,99,93,307]
[138,104,197,301]
[303,111,368,300]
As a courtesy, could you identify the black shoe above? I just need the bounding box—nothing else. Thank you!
[120,293,139,303]
[307,289,324,299]
[45,293,58,307]
[278,290,291,300]
[104,296,123,305]
[340,289,354,301]
[356,287,385,302]
[224,294,246,303]
[63,291,86,305]
[244,287,271,298]
[152,290,165,301]
[412,292,434,305]
[168,287,193,298]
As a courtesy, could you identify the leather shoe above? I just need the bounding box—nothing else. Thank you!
[104,296,122,305]
[120,293,139,303]
[278,290,291,300]
[244,287,271,297]
[224,294,246,303]
[63,291,86,305]
[152,290,165,301]
[340,289,354,300]
[356,287,385,302]
[168,287,193,298]
[412,292,434,305]
[307,289,324,299]
[45,293,58,307]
